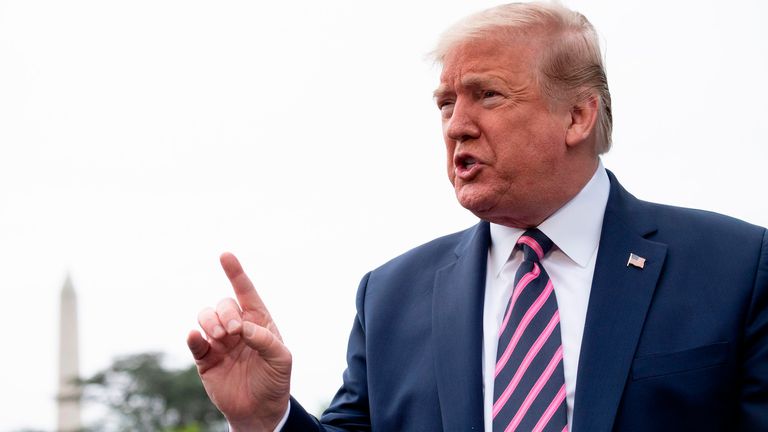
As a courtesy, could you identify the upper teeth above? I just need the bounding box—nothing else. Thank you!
[464,158,476,166]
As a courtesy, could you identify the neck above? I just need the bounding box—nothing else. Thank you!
[486,158,599,229]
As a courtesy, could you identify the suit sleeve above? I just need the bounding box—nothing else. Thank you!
[739,228,768,430]
[282,273,372,432]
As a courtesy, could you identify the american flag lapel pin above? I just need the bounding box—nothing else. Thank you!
[627,253,646,269]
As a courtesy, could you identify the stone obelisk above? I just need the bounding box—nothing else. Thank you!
[57,275,82,432]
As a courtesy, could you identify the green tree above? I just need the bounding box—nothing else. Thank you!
[84,352,225,432]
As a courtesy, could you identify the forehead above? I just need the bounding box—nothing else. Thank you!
[437,37,539,91]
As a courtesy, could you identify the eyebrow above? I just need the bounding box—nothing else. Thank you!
[432,85,450,100]
[462,74,508,90]
[433,74,509,99]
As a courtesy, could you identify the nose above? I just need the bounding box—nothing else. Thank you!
[444,100,480,143]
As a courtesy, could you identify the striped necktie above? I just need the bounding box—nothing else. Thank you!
[493,229,568,432]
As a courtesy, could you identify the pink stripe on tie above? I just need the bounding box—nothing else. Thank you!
[492,310,560,418]
[504,346,564,432]
[518,235,544,260]
[531,384,567,432]
[495,279,555,377]
[498,263,541,338]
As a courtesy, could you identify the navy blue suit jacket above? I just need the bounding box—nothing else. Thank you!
[285,173,768,431]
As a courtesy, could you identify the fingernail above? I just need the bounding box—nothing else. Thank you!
[227,319,241,333]
[213,325,226,339]
[243,321,255,338]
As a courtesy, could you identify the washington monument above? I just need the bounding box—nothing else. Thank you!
[57,275,82,432]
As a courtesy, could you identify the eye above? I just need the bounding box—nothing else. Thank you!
[482,90,499,98]
[439,103,454,118]
[436,98,454,109]
[437,99,455,116]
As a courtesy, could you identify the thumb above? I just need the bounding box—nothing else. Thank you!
[187,330,211,361]
[242,321,292,365]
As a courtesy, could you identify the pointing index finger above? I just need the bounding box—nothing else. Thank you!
[219,252,267,313]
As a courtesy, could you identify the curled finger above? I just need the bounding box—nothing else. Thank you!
[197,307,226,340]
[216,297,243,335]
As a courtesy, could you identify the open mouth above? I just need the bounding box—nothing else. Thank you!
[460,157,477,169]
[455,154,478,170]
[454,154,482,180]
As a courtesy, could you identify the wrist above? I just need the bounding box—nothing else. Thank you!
[227,400,290,432]
[228,418,279,432]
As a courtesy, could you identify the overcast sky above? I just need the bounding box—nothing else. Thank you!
[1,1,766,430]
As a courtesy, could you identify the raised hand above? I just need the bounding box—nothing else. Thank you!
[187,252,292,431]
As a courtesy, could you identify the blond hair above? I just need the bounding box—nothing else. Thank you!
[433,2,613,154]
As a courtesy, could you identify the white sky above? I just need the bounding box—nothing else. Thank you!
[1,1,766,430]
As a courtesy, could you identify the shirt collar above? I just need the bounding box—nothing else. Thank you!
[489,161,610,277]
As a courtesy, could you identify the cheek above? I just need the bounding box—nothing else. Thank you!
[444,137,456,181]
[445,151,456,184]
[493,118,562,169]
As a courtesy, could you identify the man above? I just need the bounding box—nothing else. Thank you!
[188,2,768,431]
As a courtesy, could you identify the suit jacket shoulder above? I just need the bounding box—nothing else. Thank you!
[363,224,483,303]
[575,171,768,432]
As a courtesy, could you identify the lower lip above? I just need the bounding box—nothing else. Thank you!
[455,163,482,181]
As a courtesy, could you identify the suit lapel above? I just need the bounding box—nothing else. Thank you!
[433,222,490,432]
[572,173,668,432]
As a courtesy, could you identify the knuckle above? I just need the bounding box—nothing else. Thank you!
[216,298,241,316]
[197,307,214,321]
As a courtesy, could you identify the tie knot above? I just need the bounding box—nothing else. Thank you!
[517,229,553,262]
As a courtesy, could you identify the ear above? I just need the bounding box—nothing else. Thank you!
[565,94,599,148]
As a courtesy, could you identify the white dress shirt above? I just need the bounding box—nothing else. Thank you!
[270,163,610,431]
[482,163,610,430]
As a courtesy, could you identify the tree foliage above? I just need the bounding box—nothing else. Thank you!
[83,352,225,432]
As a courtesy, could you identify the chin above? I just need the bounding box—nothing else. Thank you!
[455,186,531,227]
[456,188,496,217]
